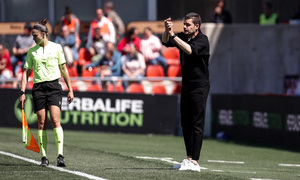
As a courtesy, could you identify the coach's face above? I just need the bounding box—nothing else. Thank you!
[183,18,199,37]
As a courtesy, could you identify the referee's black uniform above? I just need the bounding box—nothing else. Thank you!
[163,30,210,161]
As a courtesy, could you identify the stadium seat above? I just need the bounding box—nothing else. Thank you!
[67,66,78,77]
[163,47,180,66]
[82,67,97,77]
[78,47,92,66]
[146,65,165,77]
[106,83,124,93]
[86,83,102,92]
[167,65,181,77]
[172,85,182,94]
[151,85,167,95]
[127,83,145,94]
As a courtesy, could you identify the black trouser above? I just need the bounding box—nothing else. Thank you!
[180,85,210,161]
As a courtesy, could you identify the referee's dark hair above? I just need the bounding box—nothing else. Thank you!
[33,19,49,36]
[185,12,202,28]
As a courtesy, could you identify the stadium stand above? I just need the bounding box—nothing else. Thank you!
[127,83,145,94]
[78,47,92,66]
[146,65,165,77]
[163,47,180,66]
[86,83,103,92]
[151,85,167,95]
[107,83,124,93]
[167,65,181,77]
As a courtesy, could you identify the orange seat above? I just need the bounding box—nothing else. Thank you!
[82,67,97,77]
[163,47,180,66]
[86,83,102,92]
[78,47,92,66]
[107,83,124,93]
[151,85,167,95]
[173,85,182,94]
[167,65,181,77]
[67,66,78,77]
[146,65,165,77]
[71,85,79,91]
[127,83,145,94]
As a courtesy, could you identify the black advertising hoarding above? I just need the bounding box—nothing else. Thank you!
[211,94,300,149]
[1,89,178,135]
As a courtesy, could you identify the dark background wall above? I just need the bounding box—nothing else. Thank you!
[157,0,300,23]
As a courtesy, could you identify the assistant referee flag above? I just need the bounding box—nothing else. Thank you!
[22,109,40,153]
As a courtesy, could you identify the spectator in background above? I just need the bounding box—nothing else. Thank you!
[86,27,106,63]
[212,0,232,24]
[87,8,116,47]
[259,2,279,25]
[121,43,146,89]
[61,6,81,49]
[86,41,122,77]
[55,25,78,66]
[0,44,13,83]
[140,27,167,72]
[104,1,125,42]
[11,23,35,75]
[118,27,141,55]
[0,44,12,71]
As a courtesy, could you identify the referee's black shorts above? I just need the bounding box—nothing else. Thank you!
[32,79,63,112]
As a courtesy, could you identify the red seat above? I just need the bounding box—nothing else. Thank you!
[146,65,165,77]
[127,83,145,94]
[167,65,181,77]
[163,47,180,66]
[151,85,167,95]
[107,83,124,93]
[82,67,97,77]
[67,66,78,77]
[78,47,92,66]
[173,85,182,94]
[86,83,102,92]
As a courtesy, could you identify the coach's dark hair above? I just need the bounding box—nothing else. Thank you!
[185,12,202,28]
[33,19,48,34]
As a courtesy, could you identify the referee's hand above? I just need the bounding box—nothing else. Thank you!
[67,91,74,104]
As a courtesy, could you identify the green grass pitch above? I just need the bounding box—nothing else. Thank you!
[0,127,299,180]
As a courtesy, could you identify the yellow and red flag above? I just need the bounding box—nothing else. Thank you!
[22,109,40,153]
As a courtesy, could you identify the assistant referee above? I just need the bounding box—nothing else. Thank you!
[162,12,210,172]
[19,19,74,167]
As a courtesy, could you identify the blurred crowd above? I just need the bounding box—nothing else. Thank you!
[1,0,300,93]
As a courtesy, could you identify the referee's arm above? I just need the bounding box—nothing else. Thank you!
[19,69,32,107]
[60,63,74,104]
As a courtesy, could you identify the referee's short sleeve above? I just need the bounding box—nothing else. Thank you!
[57,44,66,65]
[24,49,33,70]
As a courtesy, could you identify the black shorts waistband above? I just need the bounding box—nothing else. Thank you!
[35,79,59,85]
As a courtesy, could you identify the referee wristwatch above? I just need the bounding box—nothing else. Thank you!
[19,91,25,95]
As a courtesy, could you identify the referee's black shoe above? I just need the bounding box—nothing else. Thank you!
[40,156,49,166]
[57,154,66,167]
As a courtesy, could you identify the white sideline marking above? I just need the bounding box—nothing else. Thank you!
[211,170,256,174]
[279,164,300,167]
[230,171,256,174]
[136,156,180,164]
[211,169,224,172]
[0,151,108,180]
[250,179,276,180]
[136,156,208,169]
[208,160,244,164]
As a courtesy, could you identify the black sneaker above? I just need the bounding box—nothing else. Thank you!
[57,154,66,167]
[40,156,49,166]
